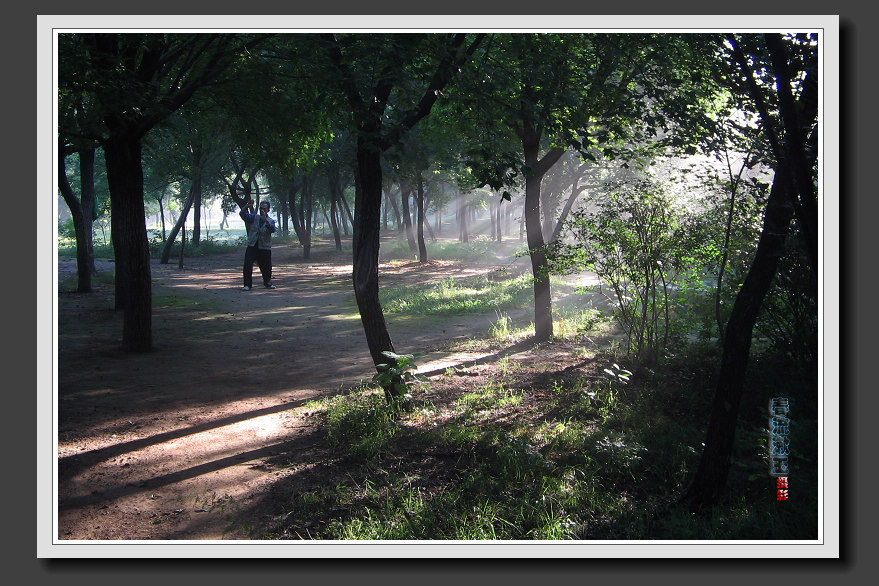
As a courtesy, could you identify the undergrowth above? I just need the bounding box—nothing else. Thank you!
[264,331,818,541]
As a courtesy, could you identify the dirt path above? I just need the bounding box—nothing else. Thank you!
[56,244,540,540]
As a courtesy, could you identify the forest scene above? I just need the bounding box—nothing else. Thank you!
[52,26,827,550]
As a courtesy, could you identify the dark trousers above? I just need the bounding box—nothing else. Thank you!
[243,246,272,287]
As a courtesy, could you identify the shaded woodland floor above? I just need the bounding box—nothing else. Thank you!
[54,239,818,543]
[55,242,552,540]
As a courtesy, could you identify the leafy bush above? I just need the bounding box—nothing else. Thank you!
[58,218,77,241]
[755,237,818,365]
[551,180,711,364]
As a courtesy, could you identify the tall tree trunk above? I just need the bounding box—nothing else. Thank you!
[353,138,397,369]
[765,34,819,282]
[384,185,402,232]
[58,150,93,293]
[277,187,289,236]
[192,182,202,245]
[416,171,428,263]
[178,224,186,269]
[683,34,821,506]
[524,172,552,341]
[683,166,795,507]
[158,192,168,240]
[330,192,342,250]
[340,188,352,237]
[104,134,152,353]
[159,176,199,264]
[520,120,565,342]
[489,198,498,241]
[287,179,303,243]
[458,193,468,243]
[291,174,314,259]
[400,181,417,252]
[78,148,98,277]
[495,199,503,243]
[423,194,437,242]
[322,31,484,402]
[506,202,513,237]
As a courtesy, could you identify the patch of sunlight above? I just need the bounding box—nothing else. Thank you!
[67,387,118,398]
[323,312,362,321]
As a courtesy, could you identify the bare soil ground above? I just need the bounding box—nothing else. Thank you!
[56,242,585,541]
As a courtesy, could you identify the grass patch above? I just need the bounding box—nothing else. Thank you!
[320,389,400,463]
[57,266,116,292]
[381,273,534,317]
[265,325,818,541]
[380,236,528,264]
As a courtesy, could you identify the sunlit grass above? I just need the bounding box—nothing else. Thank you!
[268,331,818,541]
[456,381,522,420]
[381,273,533,316]
[380,236,528,263]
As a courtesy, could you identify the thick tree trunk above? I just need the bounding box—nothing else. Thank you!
[683,167,795,507]
[524,173,553,342]
[353,140,398,373]
[520,121,565,342]
[104,134,153,353]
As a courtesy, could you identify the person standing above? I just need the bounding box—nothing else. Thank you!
[239,198,277,290]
